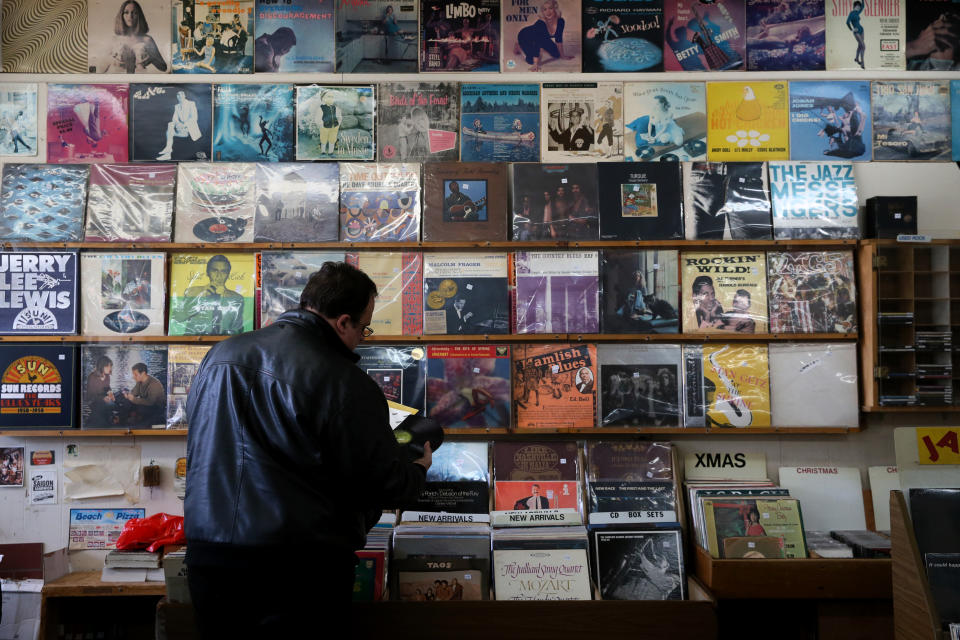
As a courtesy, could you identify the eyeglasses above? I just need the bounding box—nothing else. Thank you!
[361,326,375,338]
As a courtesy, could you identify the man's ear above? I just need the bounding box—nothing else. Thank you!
[334,314,352,333]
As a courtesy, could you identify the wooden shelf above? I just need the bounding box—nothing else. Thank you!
[0,429,188,437]
[0,332,859,344]
[862,405,960,413]
[42,571,167,597]
[693,547,892,600]
[1,239,859,251]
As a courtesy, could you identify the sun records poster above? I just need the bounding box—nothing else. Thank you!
[512,344,598,430]
[0,345,76,429]
[707,81,789,161]
[0,251,78,335]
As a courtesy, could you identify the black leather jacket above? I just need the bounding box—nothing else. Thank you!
[184,309,425,567]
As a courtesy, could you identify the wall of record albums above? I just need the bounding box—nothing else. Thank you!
[1,0,959,592]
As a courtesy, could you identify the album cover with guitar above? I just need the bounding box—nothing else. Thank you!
[422,162,507,241]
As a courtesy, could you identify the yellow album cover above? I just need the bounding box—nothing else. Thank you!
[702,343,770,428]
[706,81,789,161]
[168,253,255,336]
[681,252,768,334]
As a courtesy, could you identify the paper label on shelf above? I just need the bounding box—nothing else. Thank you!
[589,510,677,525]
[400,511,490,524]
[896,234,931,243]
[916,427,960,465]
[491,508,582,527]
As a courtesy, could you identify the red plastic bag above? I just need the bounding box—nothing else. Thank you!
[115,513,185,553]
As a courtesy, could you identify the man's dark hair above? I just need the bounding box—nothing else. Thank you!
[692,275,714,295]
[735,288,751,302]
[206,254,231,276]
[300,262,378,321]
[132,362,148,374]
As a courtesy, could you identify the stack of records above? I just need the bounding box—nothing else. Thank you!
[391,522,491,601]
[585,442,677,525]
[492,441,583,526]
[877,312,913,325]
[829,530,891,558]
[803,531,854,558]
[354,513,395,602]
[916,331,952,351]
[104,550,161,569]
[492,526,592,601]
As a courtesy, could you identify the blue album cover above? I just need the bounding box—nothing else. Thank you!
[0,164,88,242]
[746,0,825,71]
[172,0,254,74]
[213,84,294,162]
[789,81,871,162]
[0,344,76,428]
[80,344,168,429]
[460,83,539,162]
[953,81,960,161]
[130,83,212,162]
[0,251,78,335]
[254,163,340,242]
[873,81,951,162]
[582,0,665,72]
[254,0,335,72]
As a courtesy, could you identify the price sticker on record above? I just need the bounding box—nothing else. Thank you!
[589,510,677,525]
[916,427,960,465]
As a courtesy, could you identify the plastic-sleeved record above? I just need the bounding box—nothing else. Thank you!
[394,415,444,462]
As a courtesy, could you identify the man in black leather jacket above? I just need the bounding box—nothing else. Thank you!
[184,261,431,637]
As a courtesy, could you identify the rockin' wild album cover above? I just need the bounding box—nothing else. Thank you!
[681,251,768,334]
[129,83,212,162]
[213,83,294,162]
[377,82,460,162]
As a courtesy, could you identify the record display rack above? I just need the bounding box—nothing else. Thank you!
[858,239,960,412]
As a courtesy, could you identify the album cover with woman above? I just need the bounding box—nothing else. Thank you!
[872,81,951,162]
[377,82,460,162]
[502,0,581,73]
[171,0,254,74]
[600,249,679,334]
[174,163,256,243]
[0,84,38,157]
[664,0,745,71]
[789,81,871,162]
[88,0,171,73]
[624,81,706,162]
[336,0,419,73]
[746,0,825,71]
[80,344,168,429]
[46,84,129,163]
[420,0,500,72]
[825,0,904,70]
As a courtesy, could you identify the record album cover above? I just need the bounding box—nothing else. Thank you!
[213,83,294,162]
[356,345,427,414]
[683,343,771,428]
[254,0,335,72]
[788,81,871,162]
[0,164,89,243]
[707,81,789,161]
[494,547,591,600]
[594,529,685,600]
[683,162,772,239]
[84,164,176,242]
[769,162,860,239]
[598,162,683,240]
[423,253,509,335]
[0,345,75,428]
[254,163,339,243]
[460,83,540,162]
[541,82,623,161]
[586,440,675,513]
[502,0,582,73]
[377,82,460,162]
[259,251,346,327]
[168,253,255,336]
[296,85,376,161]
[345,252,423,336]
[1,0,87,73]
[409,439,490,515]
[512,344,598,430]
[598,344,682,427]
[46,84,129,164]
[420,0,500,72]
[421,162,508,241]
[746,0,825,71]
[427,344,511,429]
[339,163,421,242]
[513,251,599,334]
[335,1,419,74]
[0,83,38,156]
[493,441,581,511]
[767,251,857,334]
[88,0,172,73]
[664,0,746,71]
[703,497,806,557]
[769,342,859,428]
[510,164,598,241]
[582,0,665,72]
[174,163,256,243]
[0,251,78,335]
[681,251,768,334]
[81,344,168,428]
[166,344,210,429]
[872,81,951,162]
[129,83,212,162]
[396,559,488,600]
[825,0,904,70]
[624,82,707,162]
[600,249,679,334]
[172,0,254,74]
[906,0,960,71]
[80,252,166,336]
[954,81,960,161]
